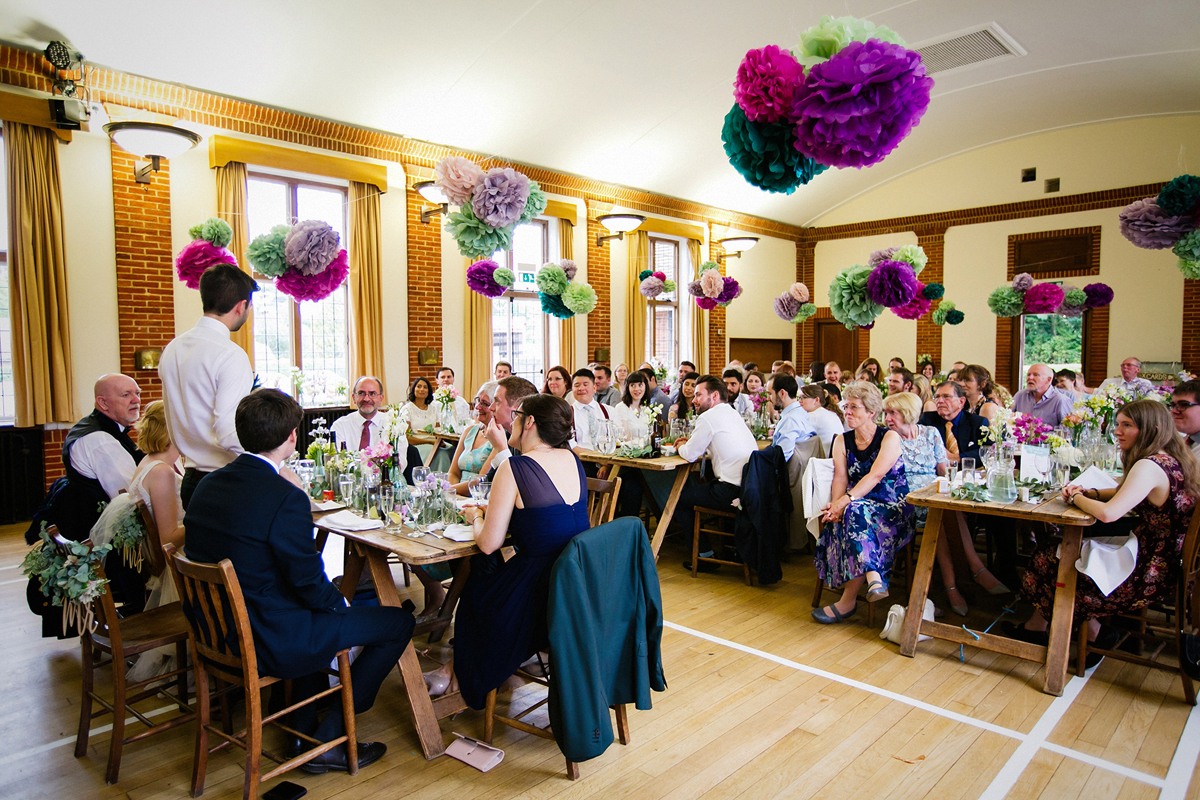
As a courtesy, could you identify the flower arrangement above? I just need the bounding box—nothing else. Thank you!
[358,440,396,478]
[433,385,459,410]
[986,274,1114,319]
[647,356,676,393]
[532,260,598,318]
[379,406,410,446]
[245,219,349,302]
[22,523,111,633]
[110,504,149,570]
[175,217,238,289]
[687,261,742,311]
[433,156,546,259]
[1011,414,1053,446]
[750,389,772,414]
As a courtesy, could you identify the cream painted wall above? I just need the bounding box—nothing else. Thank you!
[57,130,120,417]
[725,235,796,354]
[813,232,919,370]
[168,143,214,335]
[817,116,1200,227]
[440,224,466,387]
[379,164,408,397]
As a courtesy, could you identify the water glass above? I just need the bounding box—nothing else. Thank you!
[379,485,395,526]
[338,475,356,508]
[960,457,976,484]
[471,480,492,502]
[946,464,958,486]
[1052,460,1072,488]
[441,488,458,525]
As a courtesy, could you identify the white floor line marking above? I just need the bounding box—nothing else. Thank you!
[0,706,175,768]
[663,621,1168,791]
[1159,699,1200,800]
[0,577,28,586]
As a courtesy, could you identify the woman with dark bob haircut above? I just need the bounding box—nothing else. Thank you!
[422,393,592,705]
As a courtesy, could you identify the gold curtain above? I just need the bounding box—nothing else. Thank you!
[464,257,492,398]
[348,181,387,389]
[688,238,707,374]
[5,121,75,425]
[559,218,576,369]
[214,162,254,363]
[625,230,649,370]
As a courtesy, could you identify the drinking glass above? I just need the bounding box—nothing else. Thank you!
[961,457,976,485]
[1052,460,1072,488]
[411,466,430,489]
[441,488,458,526]
[338,475,356,508]
[379,485,395,527]
[946,464,958,486]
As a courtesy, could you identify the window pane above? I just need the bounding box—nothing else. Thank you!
[299,284,349,406]
[500,222,545,292]
[493,296,544,384]
[297,185,346,242]
[247,178,288,238]
[252,282,294,394]
[652,240,677,301]
[652,306,676,365]
[1020,313,1083,377]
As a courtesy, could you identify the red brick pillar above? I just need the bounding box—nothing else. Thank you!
[795,236,816,368]
[406,177,442,380]
[915,226,947,371]
[1184,280,1200,375]
[707,236,727,369]
[585,204,611,364]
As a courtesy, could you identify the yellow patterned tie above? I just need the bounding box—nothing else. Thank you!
[945,421,960,458]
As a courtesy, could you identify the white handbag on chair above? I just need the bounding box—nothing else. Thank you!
[880,598,934,645]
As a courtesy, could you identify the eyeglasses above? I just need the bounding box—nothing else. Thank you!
[843,403,865,413]
[1171,400,1200,412]
[355,391,382,398]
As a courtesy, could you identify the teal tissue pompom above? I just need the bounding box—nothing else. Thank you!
[540,291,574,319]
[932,300,956,326]
[519,182,548,224]
[446,204,515,260]
[829,264,883,329]
[561,283,598,315]
[1158,175,1200,217]
[1173,230,1200,263]
[494,267,514,287]
[987,286,1025,317]
[921,282,944,300]
[535,263,569,296]
[945,309,965,325]
[246,224,290,278]
[639,269,653,281]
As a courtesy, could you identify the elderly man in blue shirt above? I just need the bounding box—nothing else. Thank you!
[1012,363,1075,426]
[767,373,815,458]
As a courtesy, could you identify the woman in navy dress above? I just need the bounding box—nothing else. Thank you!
[424,393,591,709]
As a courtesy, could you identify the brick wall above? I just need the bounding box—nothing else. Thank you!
[1184,279,1200,374]
[795,238,816,368]
[585,211,611,363]
[406,183,442,380]
[707,238,727,370]
[42,428,67,490]
[915,227,946,369]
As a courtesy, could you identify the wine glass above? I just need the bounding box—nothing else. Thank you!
[379,485,395,528]
[338,475,356,509]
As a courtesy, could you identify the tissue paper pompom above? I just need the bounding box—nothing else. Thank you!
[734,45,805,123]
[285,220,341,276]
[865,259,919,307]
[859,321,876,330]
[1172,230,1200,262]
[200,218,233,248]
[1012,273,1034,292]
[559,259,578,280]
[1157,175,1200,217]
[717,277,742,304]
[536,263,569,296]
[519,181,548,224]
[640,276,665,298]
[1179,259,1200,280]
[722,103,827,194]
[791,39,932,170]
[893,244,928,275]
[246,224,290,278]
[188,223,204,241]
[700,269,725,298]
[653,271,666,281]
[1023,282,1065,314]
[434,156,483,206]
[988,286,1026,317]
[663,279,677,292]
[471,168,531,229]
[793,14,905,68]
[1057,286,1086,317]
[446,204,514,259]
[789,282,810,302]
[638,269,654,281]
[562,283,598,315]
[697,296,719,311]
[466,260,506,298]
[945,309,965,325]
[494,267,514,287]
[931,301,955,326]
[774,292,802,321]
[699,260,721,273]
[688,279,704,297]
[866,246,899,268]
[1083,282,1114,308]
[891,289,932,320]
[275,249,348,302]
[921,282,944,300]
[829,263,884,329]
[794,302,818,322]
[176,239,237,289]
[539,291,574,319]
[1119,198,1196,250]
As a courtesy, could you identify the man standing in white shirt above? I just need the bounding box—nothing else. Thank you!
[1098,357,1154,395]
[159,263,257,508]
[567,368,614,452]
[723,369,753,416]
[332,377,402,471]
[674,375,757,572]
[1172,380,1200,459]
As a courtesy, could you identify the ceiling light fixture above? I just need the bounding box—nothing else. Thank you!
[596,213,646,247]
[104,122,201,184]
[414,180,450,224]
[716,236,759,262]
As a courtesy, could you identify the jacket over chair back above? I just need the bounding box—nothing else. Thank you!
[733,445,793,585]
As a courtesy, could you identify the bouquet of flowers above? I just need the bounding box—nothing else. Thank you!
[358,440,396,480]
[306,416,336,462]
[1011,413,1053,446]
[980,406,1016,444]
[1072,384,1144,431]
[433,385,459,410]
[22,522,112,633]
[647,357,674,392]
[750,389,772,413]
[380,407,409,445]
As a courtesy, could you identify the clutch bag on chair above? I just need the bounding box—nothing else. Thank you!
[880,599,934,645]
[446,733,505,772]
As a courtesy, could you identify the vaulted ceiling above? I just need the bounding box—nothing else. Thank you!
[1,0,1197,226]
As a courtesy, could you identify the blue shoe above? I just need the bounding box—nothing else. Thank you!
[866,580,889,603]
[811,603,857,624]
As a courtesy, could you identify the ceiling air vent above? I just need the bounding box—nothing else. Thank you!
[914,23,1026,76]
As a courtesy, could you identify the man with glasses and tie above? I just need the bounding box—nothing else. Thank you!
[918,381,989,463]
[332,377,404,468]
[1172,379,1200,459]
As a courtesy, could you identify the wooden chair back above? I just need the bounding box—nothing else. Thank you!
[50,527,120,645]
[136,500,167,576]
[586,476,622,527]
[1181,505,1200,635]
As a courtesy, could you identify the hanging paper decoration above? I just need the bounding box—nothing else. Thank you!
[773,283,817,324]
[985,275,1113,319]
[685,261,740,310]
[175,217,238,289]
[527,260,598,318]
[829,264,883,329]
[466,259,509,298]
[433,156,542,260]
[639,270,677,300]
[246,219,349,302]
[821,243,943,327]
[1117,177,1200,280]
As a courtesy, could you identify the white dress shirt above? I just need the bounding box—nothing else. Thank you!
[1098,377,1154,395]
[807,407,847,451]
[729,392,753,417]
[568,398,614,450]
[678,402,756,486]
[70,426,139,498]
[332,410,392,450]
[159,316,254,472]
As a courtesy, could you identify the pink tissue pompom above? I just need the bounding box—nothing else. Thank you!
[176,239,237,289]
[789,282,810,303]
[696,296,719,311]
[560,259,578,280]
[1022,282,1065,314]
[700,269,725,298]
[435,156,484,206]
[653,271,666,281]
[890,280,931,319]
[275,249,349,302]
[734,45,806,124]
[640,276,665,298]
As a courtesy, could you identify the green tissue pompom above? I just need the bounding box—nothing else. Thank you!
[446,204,514,260]
[246,224,290,278]
[893,244,927,276]
[828,264,884,329]
[561,282,598,315]
[639,269,653,281]
[945,309,965,325]
[1179,259,1200,280]
[987,285,1025,317]
[663,279,676,292]
[699,260,721,273]
[518,182,548,224]
[793,14,905,68]
[188,223,205,240]
[201,218,233,248]
[494,267,515,287]
[791,302,818,323]
[1173,230,1200,263]
[1064,288,1087,306]
[932,300,956,326]
[535,263,569,296]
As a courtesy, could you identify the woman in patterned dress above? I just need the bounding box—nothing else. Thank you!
[813,382,914,623]
[1016,399,1199,647]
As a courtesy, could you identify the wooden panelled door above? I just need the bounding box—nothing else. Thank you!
[728,338,792,370]
[814,320,857,372]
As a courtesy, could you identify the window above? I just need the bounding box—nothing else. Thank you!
[647,237,679,365]
[1018,313,1083,379]
[492,221,549,384]
[247,173,350,407]
[0,130,11,425]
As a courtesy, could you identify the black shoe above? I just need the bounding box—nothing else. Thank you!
[682,559,719,574]
[286,736,304,759]
[1082,625,1122,669]
[299,741,387,774]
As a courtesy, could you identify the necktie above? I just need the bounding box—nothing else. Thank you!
[359,419,372,451]
[944,420,960,458]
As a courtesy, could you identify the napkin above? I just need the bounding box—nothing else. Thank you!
[1072,535,1138,596]
[455,497,489,510]
[310,499,345,512]
[443,524,475,542]
[320,510,383,531]
[1069,465,1120,492]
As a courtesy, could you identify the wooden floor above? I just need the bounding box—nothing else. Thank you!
[2,520,1198,800]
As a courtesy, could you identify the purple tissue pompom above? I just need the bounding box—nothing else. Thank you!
[640,276,665,298]
[687,280,704,297]
[1119,198,1196,250]
[1083,282,1114,308]
[791,39,933,170]
[1023,282,1064,314]
[859,321,876,330]
[891,282,932,319]
[865,259,919,307]
[774,292,802,321]
[696,296,719,311]
[471,168,531,229]
[717,276,741,304]
[285,220,341,276]
[175,239,237,289]
[275,249,349,302]
[734,45,805,124]
[467,259,506,298]
[560,259,578,280]
[1012,273,1033,292]
[866,246,899,268]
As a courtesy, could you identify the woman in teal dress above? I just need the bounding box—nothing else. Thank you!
[449,381,499,490]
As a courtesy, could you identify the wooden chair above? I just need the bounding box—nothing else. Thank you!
[164,543,358,800]
[691,506,752,585]
[586,476,623,527]
[1074,509,1200,705]
[49,529,194,785]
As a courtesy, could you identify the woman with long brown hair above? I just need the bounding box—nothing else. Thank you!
[799,383,846,450]
[958,364,1000,425]
[1014,399,1199,661]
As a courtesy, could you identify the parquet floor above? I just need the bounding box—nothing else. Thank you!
[2,521,1197,800]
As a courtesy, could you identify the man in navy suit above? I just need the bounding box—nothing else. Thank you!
[185,389,413,774]
[918,381,989,463]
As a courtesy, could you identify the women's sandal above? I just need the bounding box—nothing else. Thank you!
[866,580,889,603]
[811,603,857,624]
[423,669,451,697]
[973,567,1011,595]
[946,587,969,617]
